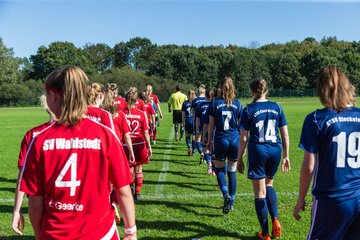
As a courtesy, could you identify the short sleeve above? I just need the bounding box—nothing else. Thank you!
[299,112,318,154]
[181,102,186,112]
[20,142,44,196]
[240,107,250,130]
[278,104,287,127]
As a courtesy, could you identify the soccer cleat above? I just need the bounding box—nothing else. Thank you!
[188,149,192,156]
[199,153,205,164]
[222,194,231,214]
[257,231,271,240]
[230,201,234,211]
[272,217,282,238]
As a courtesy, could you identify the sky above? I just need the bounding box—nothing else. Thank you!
[0,0,360,58]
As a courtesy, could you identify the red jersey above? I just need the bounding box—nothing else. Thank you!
[149,93,160,105]
[114,97,127,112]
[135,99,146,111]
[86,106,115,131]
[143,103,155,123]
[124,108,149,144]
[20,118,132,240]
[113,111,130,143]
[17,121,53,169]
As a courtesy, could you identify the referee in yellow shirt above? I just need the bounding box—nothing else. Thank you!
[168,85,188,141]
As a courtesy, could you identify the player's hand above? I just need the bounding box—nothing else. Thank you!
[293,199,306,221]
[12,211,24,235]
[206,142,212,153]
[281,157,291,173]
[129,152,135,164]
[147,148,152,158]
[237,159,245,174]
[160,113,163,119]
[168,109,171,113]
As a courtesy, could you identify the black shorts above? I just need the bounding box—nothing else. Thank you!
[173,110,183,124]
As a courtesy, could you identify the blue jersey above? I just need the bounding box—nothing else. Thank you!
[191,97,207,117]
[240,101,287,145]
[209,98,242,139]
[181,100,193,119]
[299,107,360,199]
[196,100,211,130]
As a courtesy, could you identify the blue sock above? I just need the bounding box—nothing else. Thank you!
[214,167,228,196]
[196,141,203,154]
[192,139,196,153]
[266,186,278,221]
[186,136,191,149]
[227,170,237,202]
[255,198,269,236]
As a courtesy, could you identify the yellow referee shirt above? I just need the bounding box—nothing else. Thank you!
[168,91,188,111]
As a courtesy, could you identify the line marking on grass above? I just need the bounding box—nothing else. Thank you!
[154,128,174,197]
[0,192,298,203]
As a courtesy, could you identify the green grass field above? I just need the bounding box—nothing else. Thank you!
[0,98,324,239]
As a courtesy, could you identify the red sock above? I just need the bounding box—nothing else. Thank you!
[135,172,144,195]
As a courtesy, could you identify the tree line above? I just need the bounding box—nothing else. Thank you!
[1,36,360,105]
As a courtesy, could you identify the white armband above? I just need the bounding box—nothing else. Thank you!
[125,225,137,235]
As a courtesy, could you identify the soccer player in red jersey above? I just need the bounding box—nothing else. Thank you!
[110,83,127,113]
[141,91,156,142]
[12,95,55,236]
[19,67,136,240]
[146,85,163,144]
[124,87,152,200]
[86,83,115,131]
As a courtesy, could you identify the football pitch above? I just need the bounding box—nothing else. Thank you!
[0,98,323,239]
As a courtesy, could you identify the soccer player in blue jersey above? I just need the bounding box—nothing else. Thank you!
[293,65,360,240]
[196,89,213,172]
[182,90,197,156]
[237,78,290,240]
[192,84,207,161]
[206,77,242,214]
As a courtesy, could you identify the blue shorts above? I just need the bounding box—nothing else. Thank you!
[247,143,281,179]
[308,195,360,240]
[184,118,194,134]
[212,135,239,161]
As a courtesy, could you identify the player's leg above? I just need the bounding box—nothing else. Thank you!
[173,111,179,141]
[265,144,282,237]
[134,164,143,200]
[247,143,270,238]
[227,135,240,209]
[252,178,270,238]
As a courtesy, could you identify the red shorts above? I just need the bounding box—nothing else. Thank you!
[125,143,149,166]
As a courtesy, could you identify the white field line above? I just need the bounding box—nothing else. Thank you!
[154,128,174,196]
[0,192,298,203]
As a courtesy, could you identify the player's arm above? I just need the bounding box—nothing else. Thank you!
[156,103,163,119]
[123,133,135,163]
[115,186,137,240]
[237,130,248,174]
[202,123,208,145]
[151,114,156,129]
[206,116,215,152]
[293,151,315,221]
[144,130,152,158]
[12,170,25,235]
[280,125,290,172]
[28,195,44,240]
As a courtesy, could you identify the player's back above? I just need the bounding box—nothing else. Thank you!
[210,98,242,139]
[124,108,149,143]
[20,118,132,239]
[300,107,360,199]
[241,100,286,144]
[182,100,192,119]
[86,106,114,131]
